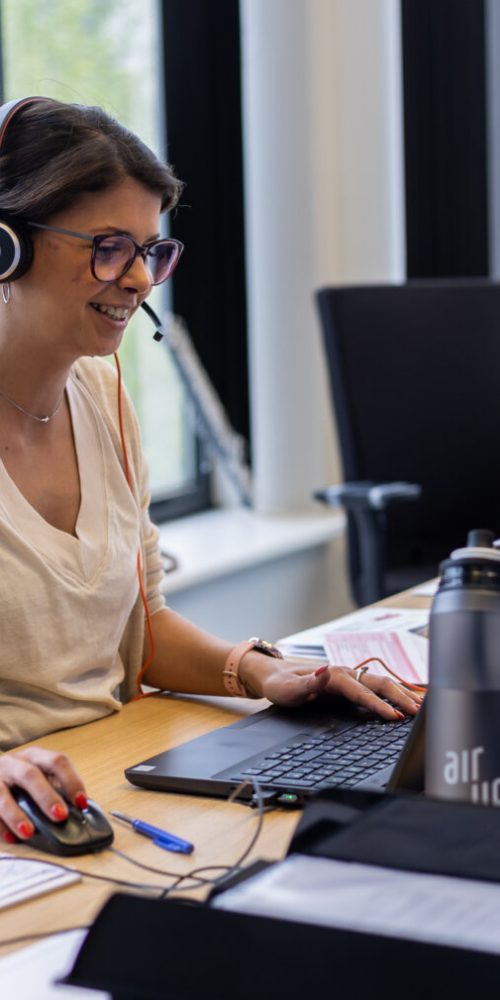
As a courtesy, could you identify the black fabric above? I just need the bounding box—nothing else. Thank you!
[290,787,500,884]
[61,890,500,999]
[316,280,500,602]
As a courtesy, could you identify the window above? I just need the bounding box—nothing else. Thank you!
[0,0,209,517]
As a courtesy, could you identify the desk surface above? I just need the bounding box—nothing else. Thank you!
[0,585,430,955]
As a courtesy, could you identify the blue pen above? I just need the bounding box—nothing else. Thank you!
[111,810,194,854]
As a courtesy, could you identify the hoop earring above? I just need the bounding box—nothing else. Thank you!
[1,283,11,305]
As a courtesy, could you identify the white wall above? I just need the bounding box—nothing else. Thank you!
[240,0,406,514]
[165,531,351,641]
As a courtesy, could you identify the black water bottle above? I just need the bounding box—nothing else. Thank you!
[426,529,500,806]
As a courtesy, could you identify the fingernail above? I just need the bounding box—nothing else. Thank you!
[75,792,88,810]
[315,665,329,677]
[394,710,406,720]
[3,830,17,844]
[50,803,68,821]
[17,821,34,838]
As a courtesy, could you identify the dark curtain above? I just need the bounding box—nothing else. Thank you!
[160,0,250,449]
[402,0,488,277]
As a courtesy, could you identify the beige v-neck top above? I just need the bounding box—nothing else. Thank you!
[0,356,166,750]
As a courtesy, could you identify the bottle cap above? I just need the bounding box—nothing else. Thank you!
[467,529,495,548]
[449,527,500,564]
[438,528,500,593]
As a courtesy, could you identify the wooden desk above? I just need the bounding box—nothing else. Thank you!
[0,584,432,953]
[0,694,300,950]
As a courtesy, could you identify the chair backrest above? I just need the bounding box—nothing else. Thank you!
[316,280,500,582]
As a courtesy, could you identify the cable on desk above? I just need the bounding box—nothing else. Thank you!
[0,853,174,895]
[158,778,266,898]
[109,845,221,887]
[102,778,267,899]
[223,778,265,873]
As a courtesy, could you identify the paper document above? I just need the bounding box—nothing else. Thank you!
[281,607,428,648]
[323,630,427,685]
[0,929,107,999]
[324,606,429,634]
[213,854,500,956]
[280,608,428,683]
[322,606,429,685]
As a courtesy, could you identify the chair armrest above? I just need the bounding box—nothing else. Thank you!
[314,481,422,605]
[314,480,422,512]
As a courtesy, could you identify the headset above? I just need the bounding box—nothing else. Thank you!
[0,95,164,339]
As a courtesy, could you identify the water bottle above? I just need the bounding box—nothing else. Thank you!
[426,528,500,806]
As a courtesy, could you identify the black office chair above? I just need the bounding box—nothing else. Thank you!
[314,280,500,606]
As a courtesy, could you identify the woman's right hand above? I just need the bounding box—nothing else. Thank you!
[0,747,88,844]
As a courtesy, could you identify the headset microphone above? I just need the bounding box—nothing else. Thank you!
[140,301,163,341]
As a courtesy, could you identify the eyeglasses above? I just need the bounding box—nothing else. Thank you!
[28,222,184,285]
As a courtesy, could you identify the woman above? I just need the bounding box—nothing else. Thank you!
[0,97,420,844]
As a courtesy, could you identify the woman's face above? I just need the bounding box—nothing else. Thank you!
[14,176,163,360]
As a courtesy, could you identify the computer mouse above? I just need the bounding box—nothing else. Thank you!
[10,786,114,856]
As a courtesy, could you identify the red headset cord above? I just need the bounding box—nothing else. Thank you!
[114,352,156,700]
[330,656,427,694]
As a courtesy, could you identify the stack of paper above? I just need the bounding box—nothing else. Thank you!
[279,607,429,687]
[323,607,429,686]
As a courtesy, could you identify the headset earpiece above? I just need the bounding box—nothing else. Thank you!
[0,96,49,283]
[0,215,33,281]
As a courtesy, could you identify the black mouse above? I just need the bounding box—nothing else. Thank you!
[10,786,114,856]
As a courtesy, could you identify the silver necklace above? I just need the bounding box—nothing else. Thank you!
[0,386,64,423]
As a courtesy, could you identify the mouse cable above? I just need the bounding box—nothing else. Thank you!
[106,811,232,887]
[158,779,266,899]
[1,848,245,900]
[0,853,173,895]
[108,845,224,888]
[101,778,267,898]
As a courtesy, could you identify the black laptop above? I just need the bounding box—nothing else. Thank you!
[125,696,425,805]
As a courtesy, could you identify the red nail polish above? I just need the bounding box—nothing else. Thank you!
[315,665,329,677]
[394,710,406,720]
[3,830,17,844]
[17,821,34,838]
[50,803,68,821]
[75,792,88,810]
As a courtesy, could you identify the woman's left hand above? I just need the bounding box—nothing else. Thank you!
[258,660,423,721]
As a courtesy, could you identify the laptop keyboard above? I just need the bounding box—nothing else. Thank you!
[230,715,413,790]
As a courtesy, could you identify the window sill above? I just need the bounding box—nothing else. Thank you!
[158,507,344,594]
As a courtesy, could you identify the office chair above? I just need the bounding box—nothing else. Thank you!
[314,280,500,606]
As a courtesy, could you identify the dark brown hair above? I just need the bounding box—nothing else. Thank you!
[0,97,183,222]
